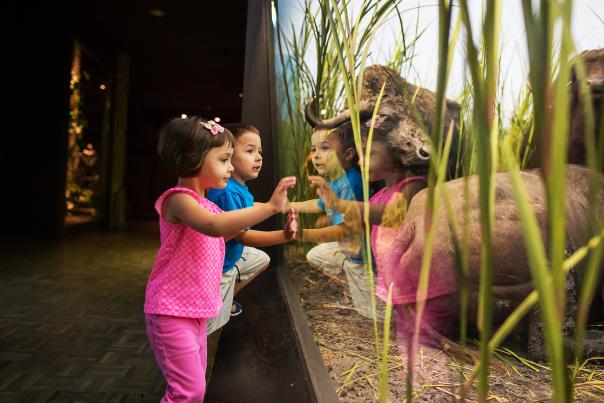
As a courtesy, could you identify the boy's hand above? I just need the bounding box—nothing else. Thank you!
[308,175,338,210]
[269,176,297,213]
[283,208,299,240]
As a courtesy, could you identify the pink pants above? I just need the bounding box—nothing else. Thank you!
[145,314,208,402]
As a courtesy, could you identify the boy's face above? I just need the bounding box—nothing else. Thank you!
[310,130,344,177]
[231,131,263,183]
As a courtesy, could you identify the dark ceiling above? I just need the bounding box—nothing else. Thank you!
[70,0,248,122]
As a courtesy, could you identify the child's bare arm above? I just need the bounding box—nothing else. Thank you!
[300,223,356,243]
[166,177,296,237]
[289,199,323,214]
[308,175,385,225]
[237,208,298,246]
[238,230,288,246]
[167,195,275,236]
[224,230,245,241]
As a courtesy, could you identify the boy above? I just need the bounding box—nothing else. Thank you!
[206,124,297,334]
[290,124,377,320]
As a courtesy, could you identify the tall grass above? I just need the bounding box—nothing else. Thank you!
[406,1,457,400]
[275,0,414,230]
[276,3,411,400]
[276,0,604,401]
[455,1,501,399]
[323,3,400,401]
[520,1,572,399]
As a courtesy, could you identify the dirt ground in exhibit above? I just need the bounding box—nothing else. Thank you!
[285,246,604,402]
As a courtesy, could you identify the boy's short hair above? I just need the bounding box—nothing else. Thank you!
[328,122,359,166]
[223,123,260,139]
[157,116,234,178]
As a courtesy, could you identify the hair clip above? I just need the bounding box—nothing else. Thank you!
[365,118,380,128]
[200,120,224,135]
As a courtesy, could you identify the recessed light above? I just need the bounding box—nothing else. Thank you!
[149,9,166,18]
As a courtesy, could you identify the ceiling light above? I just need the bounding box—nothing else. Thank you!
[149,9,166,18]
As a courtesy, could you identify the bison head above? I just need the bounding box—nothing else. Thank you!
[572,49,604,100]
[305,65,459,173]
[305,65,435,173]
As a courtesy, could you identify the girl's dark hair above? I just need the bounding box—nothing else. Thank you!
[157,116,235,177]
[223,123,260,139]
[329,123,359,166]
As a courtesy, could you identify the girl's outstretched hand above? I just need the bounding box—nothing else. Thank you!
[283,208,299,240]
[308,175,338,211]
[269,176,297,213]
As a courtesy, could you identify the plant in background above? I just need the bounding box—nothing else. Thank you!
[276,0,417,249]
[65,41,90,216]
[278,0,604,400]
[499,88,535,170]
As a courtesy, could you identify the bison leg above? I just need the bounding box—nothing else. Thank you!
[527,268,578,361]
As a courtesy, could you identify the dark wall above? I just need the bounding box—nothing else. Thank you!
[0,1,248,236]
[0,2,72,237]
[69,1,248,220]
[240,0,283,263]
[120,2,248,219]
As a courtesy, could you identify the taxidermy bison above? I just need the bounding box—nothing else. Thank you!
[305,64,461,176]
[382,164,604,358]
[306,63,604,357]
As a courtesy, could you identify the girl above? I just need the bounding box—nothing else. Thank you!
[145,116,296,402]
[309,120,455,348]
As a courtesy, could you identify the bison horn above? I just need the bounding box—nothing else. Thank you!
[304,98,323,128]
[304,98,375,129]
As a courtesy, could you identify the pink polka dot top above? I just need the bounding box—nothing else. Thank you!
[144,187,226,318]
[371,176,428,304]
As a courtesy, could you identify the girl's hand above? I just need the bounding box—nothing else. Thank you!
[283,208,299,240]
[269,176,297,213]
[308,175,339,210]
[314,214,330,228]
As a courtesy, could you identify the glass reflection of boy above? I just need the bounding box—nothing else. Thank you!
[290,125,375,320]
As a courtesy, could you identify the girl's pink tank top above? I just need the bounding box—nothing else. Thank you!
[144,187,225,318]
[370,176,433,304]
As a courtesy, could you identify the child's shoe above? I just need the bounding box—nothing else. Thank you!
[231,301,243,316]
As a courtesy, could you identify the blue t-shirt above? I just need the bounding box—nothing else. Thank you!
[317,167,364,224]
[207,179,254,272]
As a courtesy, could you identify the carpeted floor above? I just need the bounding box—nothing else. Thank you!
[0,223,165,402]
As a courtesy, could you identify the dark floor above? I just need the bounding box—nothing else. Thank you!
[0,223,165,402]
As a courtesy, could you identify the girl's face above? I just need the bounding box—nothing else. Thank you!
[367,140,398,182]
[198,142,234,189]
[231,131,263,183]
[310,130,342,177]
